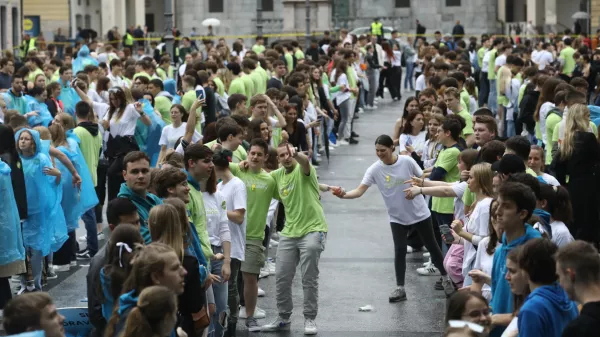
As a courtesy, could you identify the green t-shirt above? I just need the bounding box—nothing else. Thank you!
[560,47,576,75]
[295,49,305,60]
[270,164,328,238]
[526,167,538,177]
[284,53,294,73]
[460,88,471,114]
[432,146,461,214]
[28,68,44,83]
[156,68,167,81]
[252,44,266,55]
[256,65,269,84]
[462,187,476,208]
[545,112,562,165]
[457,109,474,136]
[155,96,173,124]
[230,163,277,241]
[477,47,486,69]
[213,77,225,97]
[487,49,498,80]
[73,126,103,186]
[228,77,246,96]
[187,185,213,259]
[241,74,255,106]
[250,71,265,95]
[133,72,151,80]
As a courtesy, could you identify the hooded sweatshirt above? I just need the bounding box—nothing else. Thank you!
[72,45,99,74]
[517,283,578,337]
[117,183,163,244]
[155,91,173,124]
[490,224,541,337]
[562,301,600,337]
[73,122,103,186]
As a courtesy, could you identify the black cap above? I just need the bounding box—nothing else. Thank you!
[491,154,526,175]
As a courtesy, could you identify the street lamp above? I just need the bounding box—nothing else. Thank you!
[163,0,174,62]
[305,0,310,50]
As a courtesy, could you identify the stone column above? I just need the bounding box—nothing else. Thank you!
[135,0,145,27]
[283,1,297,32]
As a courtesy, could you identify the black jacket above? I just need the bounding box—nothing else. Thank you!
[0,125,27,220]
[517,87,539,135]
[562,301,600,337]
[87,245,107,337]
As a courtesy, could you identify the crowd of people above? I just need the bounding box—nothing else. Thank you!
[1,22,600,337]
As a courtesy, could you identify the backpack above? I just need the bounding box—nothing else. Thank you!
[545,107,563,120]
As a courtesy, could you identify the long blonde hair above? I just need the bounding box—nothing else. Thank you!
[497,66,512,96]
[560,103,590,159]
[148,204,185,260]
[120,286,178,337]
[48,123,68,147]
[470,163,494,198]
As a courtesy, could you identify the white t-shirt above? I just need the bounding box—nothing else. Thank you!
[108,74,128,89]
[540,173,560,186]
[473,236,498,301]
[462,197,492,277]
[103,103,140,137]
[217,177,247,261]
[451,182,468,222]
[415,74,426,91]
[330,71,351,105]
[159,123,202,149]
[482,50,491,73]
[399,131,427,157]
[266,199,278,228]
[501,317,518,337]
[495,54,507,68]
[536,220,574,248]
[361,156,430,225]
[202,191,231,247]
[385,51,402,67]
[537,50,554,70]
[539,102,555,145]
[88,89,104,104]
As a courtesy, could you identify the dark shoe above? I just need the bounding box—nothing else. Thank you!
[76,250,91,260]
[224,322,236,337]
[351,131,360,138]
[389,287,407,302]
[353,114,359,120]
[434,277,444,290]
[349,138,359,145]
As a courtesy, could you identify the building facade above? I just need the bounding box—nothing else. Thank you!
[0,0,21,52]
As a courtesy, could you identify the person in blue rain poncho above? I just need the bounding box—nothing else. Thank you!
[57,65,81,116]
[15,128,68,291]
[72,45,99,74]
[25,86,54,127]
[164,79,182,105]
[137,93,165,167]
[1,73,29,116]
[0,160,26,308]
[104,243,187,337]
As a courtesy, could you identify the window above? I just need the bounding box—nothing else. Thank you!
[77,0,81,6]
[75,14,83,30]
[11,7,17,48]
[208,0,223,13]
[395,0,410,8]
[84,14,91,29]
[262,0,274,11]
[446,0,461,6]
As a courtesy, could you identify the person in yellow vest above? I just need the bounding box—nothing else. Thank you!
[19,34,37,59]
[123,30,134,52]
[371,18,384,44]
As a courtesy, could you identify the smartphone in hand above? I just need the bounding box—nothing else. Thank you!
[439,224,455,244]
[196,89,205,100]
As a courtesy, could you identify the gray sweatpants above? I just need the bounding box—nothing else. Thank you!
[275,231,327,320]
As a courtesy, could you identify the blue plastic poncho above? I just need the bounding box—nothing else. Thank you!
[24,95,53,127]
[1,90,28,115]
[57,79,81,116]
[72,45,99,74]
[15,129,67,256]
[134,99,165,167]
[56,133,99,231]
[0,161,25,266]
[164,79,182,104]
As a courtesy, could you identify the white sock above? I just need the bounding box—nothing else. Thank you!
[397,285,404,291]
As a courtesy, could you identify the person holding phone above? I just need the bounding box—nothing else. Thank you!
[331,135,455,303]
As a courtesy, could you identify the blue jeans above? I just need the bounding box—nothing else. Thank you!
[209,247,228,337]
[82,208,98,256]
[404,62,415,90]
[22,248,43,290]
[505,120,515,138]
[488,79,497,116]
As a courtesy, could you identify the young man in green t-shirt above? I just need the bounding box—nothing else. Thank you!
[148,78,173,124]
[560,38,576,79]
[261,143,328,335]
[428,118,462,265]
[444,87,474,147]
[229,138,277,332]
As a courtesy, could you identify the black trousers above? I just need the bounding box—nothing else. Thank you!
[387,66,402,100]
[53,231,77,266]
[95,159,108,222]
[0,277,12,309]
[390,217,447,286]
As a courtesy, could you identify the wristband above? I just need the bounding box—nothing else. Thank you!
[420,187,423,195]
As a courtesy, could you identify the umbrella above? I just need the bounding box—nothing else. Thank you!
[202,18,221,27]
[572,12,590,20]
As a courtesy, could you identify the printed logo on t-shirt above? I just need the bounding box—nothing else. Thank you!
[280,183,295,197]
[383,174,408,190]
[221,200,227,210]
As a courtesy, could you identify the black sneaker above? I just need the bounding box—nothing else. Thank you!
[76,250,91,260]
[351,131,360,138]
[389,287,407,302]
[434,277,444,290]
[349,138,359,145]
[353,114,359,120]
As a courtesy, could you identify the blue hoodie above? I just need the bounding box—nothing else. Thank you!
[518,283,578,337]
[72,45,99,74]
[490,224,541,337]
[117,183,162,244]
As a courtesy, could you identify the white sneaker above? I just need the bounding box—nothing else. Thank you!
[304,319,318,335]
[269,239,279,248]
[259,267,270,279]
[329,142,338,148]
[258,287,266,297]
[423,252,431,258]
[53,265,70,272]
[78,235,87,242]
[272,232,281,240]
[406,246,414,253]
[70,261,78,267]
[422,258,433,267]
[267,261,276,275]
[371,105,378,109]
[338,140,349,146]
[417,265,441,276]
[97,233,105,241]
[262,316,291,332]
[358,107,364,114]
[239,306,266,319]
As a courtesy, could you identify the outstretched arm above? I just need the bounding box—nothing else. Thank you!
[332,184,369,199]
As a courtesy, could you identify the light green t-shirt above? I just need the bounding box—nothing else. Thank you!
[228,77,246,96]
[460,89,471,114]
[270,164,328,238]
[181,90,202,134]
[526,167,538,177]
[432,146,461,214]
[187,185,213,259]
[252,44,266,55]
[213,77,225,97]
[462,187,476,208]
[560,47,576,76]
[73,126,103,186]
[284,53,294,73]
[295,49,305,60]
[545,112,562,165]
[203,139,246,163]
[28,68,44,83]
[241,74,255,106]
[250,71,265,95]
[133,72,151,80]
[487,49,498,80]
[477,47,486,69]
[457,109,474,136]
[156,67,167,81]
[155,96,173,124]
[230,163,277,241]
